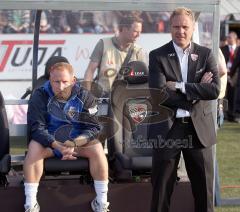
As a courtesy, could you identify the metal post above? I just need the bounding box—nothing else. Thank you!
[32,10,42,89]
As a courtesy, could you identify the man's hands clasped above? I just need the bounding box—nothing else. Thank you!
[51,140,77,160]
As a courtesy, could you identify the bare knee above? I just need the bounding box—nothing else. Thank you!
[25,140,52,163]
[78,140,105,159]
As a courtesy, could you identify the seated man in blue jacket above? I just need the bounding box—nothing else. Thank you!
[23,56,109,212]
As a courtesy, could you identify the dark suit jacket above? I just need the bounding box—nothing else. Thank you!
[221,45,231,64]
[149,41,220,147]
[230,47,240,77]
[221,44,239,73]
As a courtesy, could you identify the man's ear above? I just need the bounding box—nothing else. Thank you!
[73,76,77,83]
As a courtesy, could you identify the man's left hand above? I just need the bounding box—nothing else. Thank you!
[61,146,77,160]
[166,81,176,91]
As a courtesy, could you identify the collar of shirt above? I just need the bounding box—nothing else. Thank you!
[173,41,191,59]
[112,36,132,52]
[228,44,236,51]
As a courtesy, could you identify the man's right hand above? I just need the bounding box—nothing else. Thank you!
[51,141,77,160]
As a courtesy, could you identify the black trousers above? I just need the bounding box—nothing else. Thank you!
[150,118,214,212]
[226,82,236,121]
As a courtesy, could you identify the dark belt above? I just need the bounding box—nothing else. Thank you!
[175,117,191,124]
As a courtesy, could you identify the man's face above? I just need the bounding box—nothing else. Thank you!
[170,14,195,49]
[50,67,75,100]
[227,33,237,45]
[124,22,142,43]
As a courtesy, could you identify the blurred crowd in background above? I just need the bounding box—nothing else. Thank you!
[0,10,170,34]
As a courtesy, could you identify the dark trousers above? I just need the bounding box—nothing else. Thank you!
[234,72,240,116]
[151,118,214,212]
[226,82,236,121]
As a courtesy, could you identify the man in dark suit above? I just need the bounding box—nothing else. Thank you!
[230,46,240,122]
[221,32,238,66]
[149,7,220,212]
[221,31,238,121]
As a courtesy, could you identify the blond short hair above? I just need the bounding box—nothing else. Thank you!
[49,62,74,75]
[170,7,195,24]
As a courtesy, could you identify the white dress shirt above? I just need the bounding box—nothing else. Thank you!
[172,41,191,118]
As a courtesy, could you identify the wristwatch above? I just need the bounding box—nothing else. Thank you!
[175,82,182,92]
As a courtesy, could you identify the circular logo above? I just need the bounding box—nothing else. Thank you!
[104,68,117,77]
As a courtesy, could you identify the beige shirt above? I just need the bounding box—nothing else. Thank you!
[90,37,147,92]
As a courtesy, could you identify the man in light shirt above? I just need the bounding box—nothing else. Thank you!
[149,7,220,212]
[84,15,147,96]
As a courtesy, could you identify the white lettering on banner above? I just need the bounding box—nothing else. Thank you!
[75,47,90,60]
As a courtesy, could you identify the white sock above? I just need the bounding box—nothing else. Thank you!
[94,180,108,204]
[24,183,39,208]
